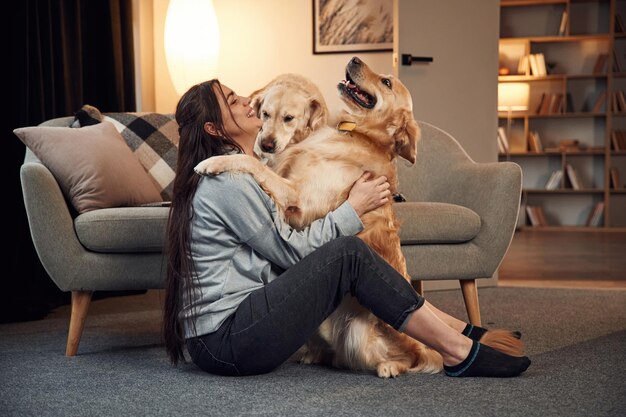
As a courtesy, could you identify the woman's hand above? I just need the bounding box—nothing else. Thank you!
[347,172,391,217]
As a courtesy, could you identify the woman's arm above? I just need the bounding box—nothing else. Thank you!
[198,172,388,269]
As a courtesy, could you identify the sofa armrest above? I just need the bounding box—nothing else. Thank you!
[20,160,86,291]
[397,121,522,277]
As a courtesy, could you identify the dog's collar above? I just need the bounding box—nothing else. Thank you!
[337,121,357,132]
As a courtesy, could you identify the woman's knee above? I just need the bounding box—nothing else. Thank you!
[327,235,371,255]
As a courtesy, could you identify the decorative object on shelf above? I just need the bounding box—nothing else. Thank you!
[312,0,392,54]
[558,139,583,152]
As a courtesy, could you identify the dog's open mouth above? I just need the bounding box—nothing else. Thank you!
[339,73,376,109]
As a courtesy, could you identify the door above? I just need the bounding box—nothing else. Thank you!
[394,0,500,163]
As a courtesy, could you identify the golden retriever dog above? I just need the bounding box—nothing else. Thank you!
[249,73,329,163]
[195,57,443,378]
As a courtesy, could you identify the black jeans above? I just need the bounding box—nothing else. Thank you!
[186,236,424,376]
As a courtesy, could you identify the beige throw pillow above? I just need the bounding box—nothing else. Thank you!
[14,121,163,213]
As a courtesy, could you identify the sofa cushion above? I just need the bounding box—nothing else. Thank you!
[393,202,481,244]
[75,202,479,253]
[14,122,163,214]
[74,206,170,253]
[72,105,179,201]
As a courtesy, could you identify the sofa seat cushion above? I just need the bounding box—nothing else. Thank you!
[75,206,170,253]
[393,202,481,244]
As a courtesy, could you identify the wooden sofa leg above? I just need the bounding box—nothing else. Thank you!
[66,290,93,356]
[459,279,481,326]
[411,280,424,295]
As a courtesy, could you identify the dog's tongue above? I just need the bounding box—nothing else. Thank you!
[340,79,373,106]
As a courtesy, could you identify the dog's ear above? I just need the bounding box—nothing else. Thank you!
[393,110,420,164]
[249,86,267,118]
[307,98,328,131]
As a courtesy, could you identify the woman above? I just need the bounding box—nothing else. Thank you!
[163,79,531,378]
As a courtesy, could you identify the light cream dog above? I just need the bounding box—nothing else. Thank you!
[249,73,329,163]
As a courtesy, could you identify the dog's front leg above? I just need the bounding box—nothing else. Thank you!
[194,154,298,211]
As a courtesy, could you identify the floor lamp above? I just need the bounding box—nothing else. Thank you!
[498,82,530,148]
[164,0,220,96]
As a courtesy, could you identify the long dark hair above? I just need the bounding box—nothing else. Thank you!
[163,79,244,365]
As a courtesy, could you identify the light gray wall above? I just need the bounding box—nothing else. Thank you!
[396,0,500,164]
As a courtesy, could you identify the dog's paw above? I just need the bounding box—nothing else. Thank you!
[376,361,406,379]
[194,157,226,176]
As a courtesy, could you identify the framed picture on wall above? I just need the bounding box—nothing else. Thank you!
[313,0,393,54]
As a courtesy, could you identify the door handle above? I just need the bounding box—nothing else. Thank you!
[401,54,433,65]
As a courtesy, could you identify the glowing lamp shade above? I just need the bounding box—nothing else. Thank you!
[498,83,530,112]
[164,0,220,95]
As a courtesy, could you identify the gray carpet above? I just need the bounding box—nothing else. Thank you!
[1,286,625,417]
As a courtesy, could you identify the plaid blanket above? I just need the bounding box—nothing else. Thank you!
[72,105,179,201]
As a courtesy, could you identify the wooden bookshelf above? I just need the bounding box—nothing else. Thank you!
[498,0,626,230]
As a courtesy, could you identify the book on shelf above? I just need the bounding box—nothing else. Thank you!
[535,93,546,114]
[518,55,529,75]
[618,91,626,112]
[585,202,605,227]
[558,10,568,36]
[545,170,563,190]
[611,131,626,150]
[527,53,547,76]
[565,163,584,190]
[610,91,626,113]
[497,133,505,154]
[518,54,547,76]
[616,14,625,33]
[529,54,539,76]
[528,131,543,152]
[613,49,622,73]
[525,205,548,227]
[536,53,546,76]
[497,127,510,154]
[536,92,564,115]
[550,93,563,113]
[592,54,608,75]
[610,168,622,189]
[591,91,607,113]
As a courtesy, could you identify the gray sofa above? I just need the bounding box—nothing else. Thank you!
[20,116,521,356]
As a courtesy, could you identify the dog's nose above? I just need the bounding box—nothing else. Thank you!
[260,139,276,153]
[351,57,362,66]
